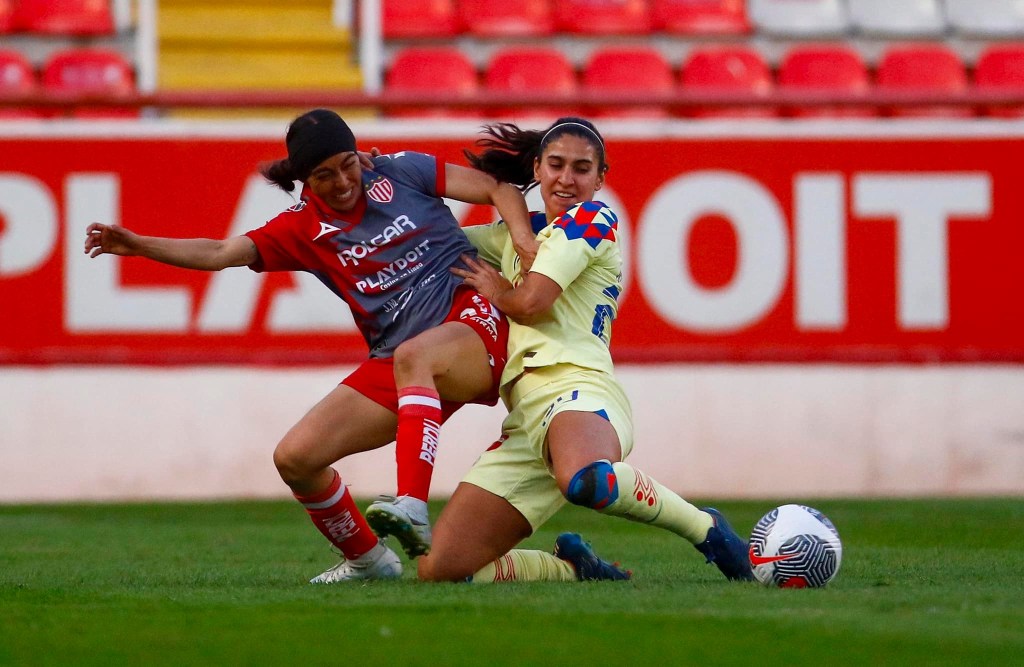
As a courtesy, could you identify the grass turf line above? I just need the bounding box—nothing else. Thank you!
[0,498,1021,665]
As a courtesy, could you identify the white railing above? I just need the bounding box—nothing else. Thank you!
[135,0,157,95]
[356,0,383,94]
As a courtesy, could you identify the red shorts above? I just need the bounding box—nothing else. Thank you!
[341,286,509,420]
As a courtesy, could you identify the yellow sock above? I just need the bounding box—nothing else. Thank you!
[471,549,577,583]
[603,462,713,544]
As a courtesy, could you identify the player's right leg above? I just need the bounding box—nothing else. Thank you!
[274,382,402,583]
[370,320,495,558]
[372,290,507,560]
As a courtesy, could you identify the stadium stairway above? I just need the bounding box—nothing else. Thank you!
[157,0,365,118]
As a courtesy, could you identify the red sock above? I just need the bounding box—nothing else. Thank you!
[293,469,378,559]
[395,386,442,501]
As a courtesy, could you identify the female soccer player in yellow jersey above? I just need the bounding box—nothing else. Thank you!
[410,117,755,583]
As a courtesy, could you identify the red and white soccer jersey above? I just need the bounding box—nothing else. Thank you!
[245,151,479,358]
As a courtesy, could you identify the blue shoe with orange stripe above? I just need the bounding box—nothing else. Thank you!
[554,533,631,581]
[695,507,755,581]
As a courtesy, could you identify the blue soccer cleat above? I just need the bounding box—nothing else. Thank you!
[695,507,755,582]
[554,533,631,581]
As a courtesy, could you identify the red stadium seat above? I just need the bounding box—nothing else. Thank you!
[383,0,461,39]
[458,0,554,37]
[385,47,479,117]
[484,47,578,120]
[583,47,674,117]
[651,0,751,35]
[13,0,115,36]
[974,44,1024,118]
[553,0,651,35]
[0,50,42,119]
[875,45,970,118]
[0,0,16,33]
[41,48,137,119]
[778,45,875,118]
[680,46,776,118]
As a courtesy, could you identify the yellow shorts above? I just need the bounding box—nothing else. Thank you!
[461,364,634,531]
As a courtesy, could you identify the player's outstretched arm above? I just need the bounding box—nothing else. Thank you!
[444,164,539,271]
[84,223,258,271]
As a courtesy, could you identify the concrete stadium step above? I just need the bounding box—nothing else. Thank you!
[157,0,360,93]
[159,49,362,90]
[158,3,350,48]
[164,106,378,121]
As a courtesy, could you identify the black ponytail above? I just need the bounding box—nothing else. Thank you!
[259,158,300,193]
[464,123,545,190]
[465,117,608,192]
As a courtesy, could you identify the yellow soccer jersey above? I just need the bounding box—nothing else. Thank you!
[463,201,623,389]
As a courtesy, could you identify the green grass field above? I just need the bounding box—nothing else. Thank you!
[1,498,1021,666]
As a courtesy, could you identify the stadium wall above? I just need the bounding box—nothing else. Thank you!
[1,120,1022,501]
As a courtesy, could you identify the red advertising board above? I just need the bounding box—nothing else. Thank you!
[1,125,1021,364]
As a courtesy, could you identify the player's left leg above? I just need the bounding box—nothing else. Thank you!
[548,410,753,581]
[273,382,403,583]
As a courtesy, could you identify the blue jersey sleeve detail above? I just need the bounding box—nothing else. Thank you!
[553,201,618,250]
[530,211,549,234]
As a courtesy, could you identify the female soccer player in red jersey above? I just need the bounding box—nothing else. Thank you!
[84,108,536,583]
[412,117,754,583]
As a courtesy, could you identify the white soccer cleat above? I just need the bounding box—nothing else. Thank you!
[365,495,432,558]
[309,544,403,584]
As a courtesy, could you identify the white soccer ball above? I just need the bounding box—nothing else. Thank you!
[748,504,843,588]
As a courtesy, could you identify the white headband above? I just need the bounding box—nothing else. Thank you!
[540,122,605,151]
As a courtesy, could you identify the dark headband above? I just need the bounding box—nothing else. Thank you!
[286,109,357,181]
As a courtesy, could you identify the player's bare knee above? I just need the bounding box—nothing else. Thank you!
[565,459,619,509]
[417,554,448,582]
[417,553,472,582]
[416,555,437,582]
[273,439,312,485]
[392,337,429,376]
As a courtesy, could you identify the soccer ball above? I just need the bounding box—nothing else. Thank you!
[748,504,842,588]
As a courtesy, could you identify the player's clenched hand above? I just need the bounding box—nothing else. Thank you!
[84,223,141,258]
[451,254,513,303]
